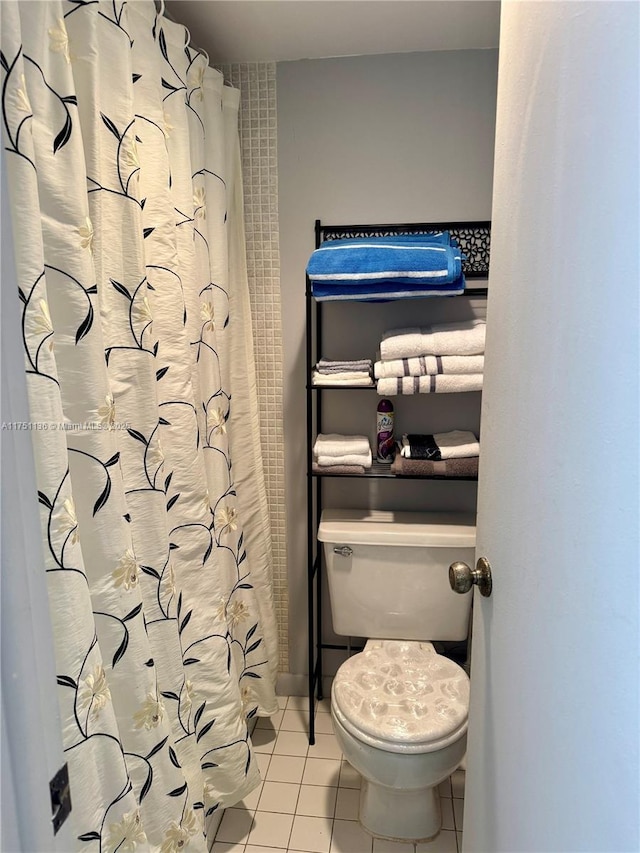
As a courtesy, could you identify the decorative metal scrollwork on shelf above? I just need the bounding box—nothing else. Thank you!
[322,222,491,278]
[449,227,491,277]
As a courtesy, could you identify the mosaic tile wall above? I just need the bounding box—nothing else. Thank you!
[218,63,289,672]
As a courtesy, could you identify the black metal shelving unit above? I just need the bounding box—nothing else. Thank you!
[305,219,490,744]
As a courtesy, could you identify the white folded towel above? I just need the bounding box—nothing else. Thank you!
[317,450,373,468]
[374,354,484,379]
[314,434,371,458]
[380,320,486,360]
[377,374,483,395]
[312,371,374,386]
[401,430,479,459]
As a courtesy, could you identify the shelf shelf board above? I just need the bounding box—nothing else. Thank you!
[311,460,478,481]
[308,385,482,394]
[307,287,488,302]
[307,384,376,390]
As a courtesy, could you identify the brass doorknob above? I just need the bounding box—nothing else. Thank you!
[449,557,493,598]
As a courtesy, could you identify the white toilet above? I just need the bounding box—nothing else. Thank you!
[318,509,475,843]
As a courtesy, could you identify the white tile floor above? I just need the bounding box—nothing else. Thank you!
[213,696,465,853]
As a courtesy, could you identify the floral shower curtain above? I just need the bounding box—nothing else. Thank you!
[1,1,278,850]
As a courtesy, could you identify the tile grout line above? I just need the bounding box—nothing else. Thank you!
[219,695,463,852]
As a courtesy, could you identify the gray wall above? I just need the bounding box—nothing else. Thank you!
[277,50,499,679]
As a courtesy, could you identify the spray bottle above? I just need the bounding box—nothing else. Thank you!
[376,399,395,463]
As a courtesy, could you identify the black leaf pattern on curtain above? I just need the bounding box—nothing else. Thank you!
[1,2,277,848]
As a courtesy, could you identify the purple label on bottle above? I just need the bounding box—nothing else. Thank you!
[376,410,394,462]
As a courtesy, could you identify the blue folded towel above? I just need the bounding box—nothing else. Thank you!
[326,231,451,246]
[313,277,465,302]
[307,240,463,290]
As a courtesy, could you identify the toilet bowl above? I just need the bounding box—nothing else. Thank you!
[318,509,475,842]
[331,639,469,842]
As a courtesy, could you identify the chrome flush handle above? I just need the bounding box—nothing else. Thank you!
[333,545,353,557]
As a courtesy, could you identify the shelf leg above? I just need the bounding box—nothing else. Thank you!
[307,561,316,746]
[316,556,324,702]
[308,675,315,745]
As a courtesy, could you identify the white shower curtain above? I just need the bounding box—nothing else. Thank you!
[1,1,278,850]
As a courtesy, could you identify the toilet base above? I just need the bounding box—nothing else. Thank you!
[359,777,441,843]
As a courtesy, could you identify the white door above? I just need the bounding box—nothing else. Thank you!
[463,3,639,852]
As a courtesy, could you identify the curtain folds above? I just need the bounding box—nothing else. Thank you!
[0,2,278,850]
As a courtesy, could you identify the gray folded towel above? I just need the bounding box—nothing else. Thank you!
[391,454,479,477]
[317,358,373,374]
[312,462,365,475]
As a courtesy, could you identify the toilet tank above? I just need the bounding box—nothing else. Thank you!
[318,509,476,642]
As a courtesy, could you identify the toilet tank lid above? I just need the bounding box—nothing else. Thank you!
[318,509,476,548]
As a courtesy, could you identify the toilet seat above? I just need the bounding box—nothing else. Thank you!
[332,640,470,754]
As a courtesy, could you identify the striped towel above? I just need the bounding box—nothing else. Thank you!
[307,236,465,300]
[326,232,452,247]
[376,375,483,395]
[374,355,484,379]
[311,280,465,301]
